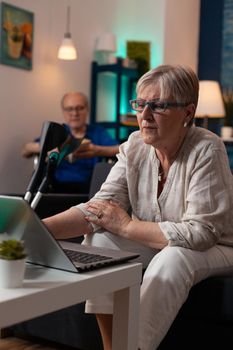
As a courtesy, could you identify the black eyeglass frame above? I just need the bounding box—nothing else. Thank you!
[129,99,191,113]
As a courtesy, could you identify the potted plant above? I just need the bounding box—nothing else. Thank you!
[0,239,27,288]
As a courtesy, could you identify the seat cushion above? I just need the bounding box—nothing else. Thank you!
[158,275,233,349]
[178,275,233,322]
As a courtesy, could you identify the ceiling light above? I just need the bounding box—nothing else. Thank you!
[58,5,77,60]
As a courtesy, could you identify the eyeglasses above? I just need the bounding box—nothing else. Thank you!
[63,105,86,113]
[130,99,190,113]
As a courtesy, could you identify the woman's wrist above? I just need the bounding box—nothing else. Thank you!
[120,218,133,239]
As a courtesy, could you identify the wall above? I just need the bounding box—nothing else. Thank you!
[0,0,200,194]
[164,0,200,71]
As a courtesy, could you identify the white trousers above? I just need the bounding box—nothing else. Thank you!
[83,232,233,350]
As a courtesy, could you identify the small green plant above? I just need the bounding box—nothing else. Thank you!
[0,239,27,260]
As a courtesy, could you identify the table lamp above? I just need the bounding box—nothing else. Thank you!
[195,80,225,129]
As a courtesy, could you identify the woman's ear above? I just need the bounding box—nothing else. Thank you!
[187,103,195,116]
[185,103,195,123]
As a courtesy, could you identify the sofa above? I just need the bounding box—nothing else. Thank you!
[7,164,233,349]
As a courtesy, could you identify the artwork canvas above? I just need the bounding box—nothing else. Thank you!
[0,2,34,70]
[126,41,151,77]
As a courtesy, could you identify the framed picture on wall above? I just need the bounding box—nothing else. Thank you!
[126,41,151,77]
[0,2,34,70]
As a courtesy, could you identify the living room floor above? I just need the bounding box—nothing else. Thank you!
[0,336,81,350]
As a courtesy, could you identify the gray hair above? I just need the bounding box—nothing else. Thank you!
[136,64,199,109]
[60,91,89,109]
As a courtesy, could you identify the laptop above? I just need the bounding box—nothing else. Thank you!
[0,195,139,273]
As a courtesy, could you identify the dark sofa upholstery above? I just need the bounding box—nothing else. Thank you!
[11,272,233,349]
[158,274,233,349]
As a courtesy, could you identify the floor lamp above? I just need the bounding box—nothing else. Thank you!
[195,81,225,129]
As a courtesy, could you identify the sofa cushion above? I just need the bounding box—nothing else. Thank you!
[178,275,233,322]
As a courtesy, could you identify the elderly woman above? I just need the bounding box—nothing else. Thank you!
[44,64,233,350]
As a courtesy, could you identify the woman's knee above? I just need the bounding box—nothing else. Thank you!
[143,246,197,287]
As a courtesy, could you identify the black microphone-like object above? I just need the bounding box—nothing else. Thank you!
[30,152,59,209]
[30,134,83,209]
[24,121,68,203]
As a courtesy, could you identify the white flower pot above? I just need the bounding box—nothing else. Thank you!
[0,258,26,288]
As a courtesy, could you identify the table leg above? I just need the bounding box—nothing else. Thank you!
[112,283,140,350]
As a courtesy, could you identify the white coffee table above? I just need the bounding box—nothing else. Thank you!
[0,262,142,350]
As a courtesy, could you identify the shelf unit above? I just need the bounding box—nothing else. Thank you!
[90,59,139,141]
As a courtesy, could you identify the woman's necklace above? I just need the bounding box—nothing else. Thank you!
[158,163,167,182]
[157,146,180,182]
[157,165,167,197]
[158,170,164,182]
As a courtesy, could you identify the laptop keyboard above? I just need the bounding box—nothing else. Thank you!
[64,249,113,264]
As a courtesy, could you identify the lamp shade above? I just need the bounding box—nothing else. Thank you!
[58,35,77,60]
[196,80,225,118]
[96,32,116,52]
